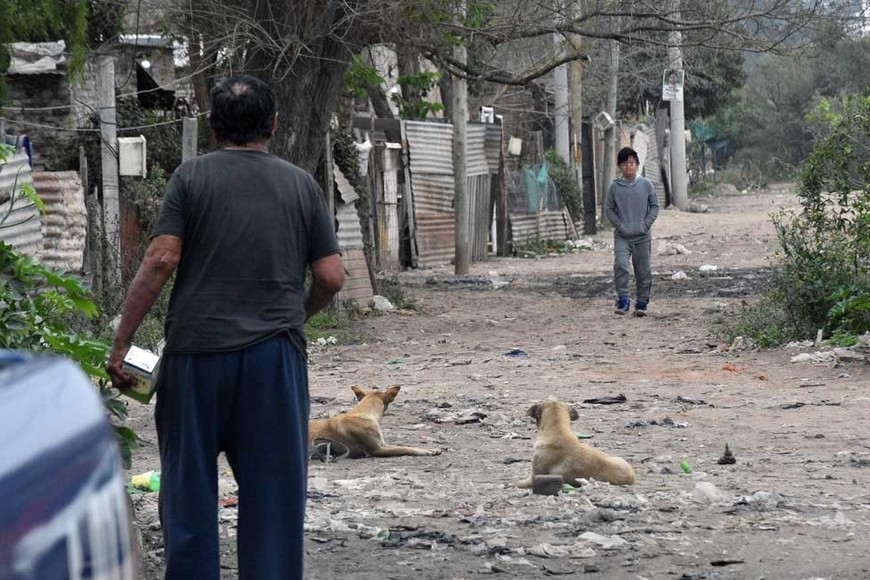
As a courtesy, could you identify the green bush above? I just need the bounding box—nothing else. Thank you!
[726,93,870,346]
[0,145,138,467]
[544,150,582,224]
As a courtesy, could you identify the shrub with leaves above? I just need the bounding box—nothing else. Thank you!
[728,93,870,346]
[544,150,582,225]
[0,146,139,467]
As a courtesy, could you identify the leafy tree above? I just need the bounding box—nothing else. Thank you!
[153,0,836,174]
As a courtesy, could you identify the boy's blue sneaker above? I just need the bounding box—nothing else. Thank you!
[614,295,630,315]
[634,300,648,317]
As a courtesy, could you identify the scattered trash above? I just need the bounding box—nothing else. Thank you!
[680,460,693,474]
[691,481,726,503]
[625,417,688,429]
[504,348,528,358]
[711,559,745,567]
[699,264,719,274]
[502,457,525,465]
[387,358,404,365]
[723,363,742,372]
[582,394,627,405]
[658,241,692,255]
[561,482,582,494]
[311,438,350,462]
[732,490,787,512]
[371,295,395,312]
[717,444,736,465]
[130,470,161,492]
[488,271,509,289]
[676,396,707,405]
[575,432,594,439]
[686,201,709,213]
[577,531,627,550]
[780,402,805,410]
[218,497,238,508]
[671,270,690,280]
[790,351,838,364]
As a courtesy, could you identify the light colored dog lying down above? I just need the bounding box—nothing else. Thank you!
[516,399,635,487]
[309,386,442,459]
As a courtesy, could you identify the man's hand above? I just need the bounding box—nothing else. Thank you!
[106,343,135,392]
[106,234,181,392]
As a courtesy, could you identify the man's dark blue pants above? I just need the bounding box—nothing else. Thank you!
[154,334,309,579]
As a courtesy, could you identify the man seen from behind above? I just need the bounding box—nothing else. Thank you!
[106,74,344,579]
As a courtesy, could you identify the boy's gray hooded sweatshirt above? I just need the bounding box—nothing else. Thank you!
[604,176,659,238]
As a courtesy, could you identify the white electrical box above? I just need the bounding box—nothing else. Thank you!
[508,136,523,156]
[118,135,147,177]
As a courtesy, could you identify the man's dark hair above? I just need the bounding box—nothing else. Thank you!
[209,75,277,145]
[617,147,638,166]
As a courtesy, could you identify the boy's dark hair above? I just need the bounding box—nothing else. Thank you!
[617,147,639,166]
[209,75,277,145]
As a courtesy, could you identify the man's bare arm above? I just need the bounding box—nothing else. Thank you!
[106,235,182,390]
[304,253,345,321]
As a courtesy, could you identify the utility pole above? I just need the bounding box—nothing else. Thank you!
[453,2,470,275]
[553,12,570,164]
[99,56,120,291]
[182,117,198,162]
[567,1,583,187]
[602,39,620,198]
[668,0,688,209]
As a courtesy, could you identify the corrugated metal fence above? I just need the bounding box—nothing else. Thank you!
[404,121,500,267]
[0,140,42,257]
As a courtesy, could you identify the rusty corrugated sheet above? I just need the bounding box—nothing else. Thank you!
[373,146,401,270]
[510,209,571,244]
[466,124,489,177]
[337,248,373,307]
[333,163,360,204]
[415,212,456,268]
[469,174,491,261]
[405,121,453,175]
[485,124,502,173]
[32,171,86,272]
[410,173,453,214]
[0,147,42,256]
[336,202,364,250]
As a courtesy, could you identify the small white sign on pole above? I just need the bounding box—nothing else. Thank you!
[662,69,684,102]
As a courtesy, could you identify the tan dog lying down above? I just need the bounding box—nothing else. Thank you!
[516,400,635,487]
[309,386,442,459]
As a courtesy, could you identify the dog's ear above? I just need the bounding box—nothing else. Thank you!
[383,385,401,403]
[351,386,366,401]
[569,407,579,421]
[527,404,542,422]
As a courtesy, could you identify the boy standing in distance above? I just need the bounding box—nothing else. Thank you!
[604,146,659,316]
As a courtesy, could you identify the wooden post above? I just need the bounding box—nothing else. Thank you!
[79,146,90,274]
[99,56,121,292]
[452,1,470,275]
[398,121,418,268]
[496,126,508,256]
[182,117,198,162]
[324,130,335,229]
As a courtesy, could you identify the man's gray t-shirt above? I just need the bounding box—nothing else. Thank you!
[152,149,340,355]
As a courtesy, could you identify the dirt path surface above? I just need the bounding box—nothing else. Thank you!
[129,185,870,580]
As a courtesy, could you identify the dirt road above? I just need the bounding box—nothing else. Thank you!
[129,184,870,579]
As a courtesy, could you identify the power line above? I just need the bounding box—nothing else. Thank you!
[0,111,209,133]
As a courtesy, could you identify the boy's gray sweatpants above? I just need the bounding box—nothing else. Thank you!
[613,233,652,303]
